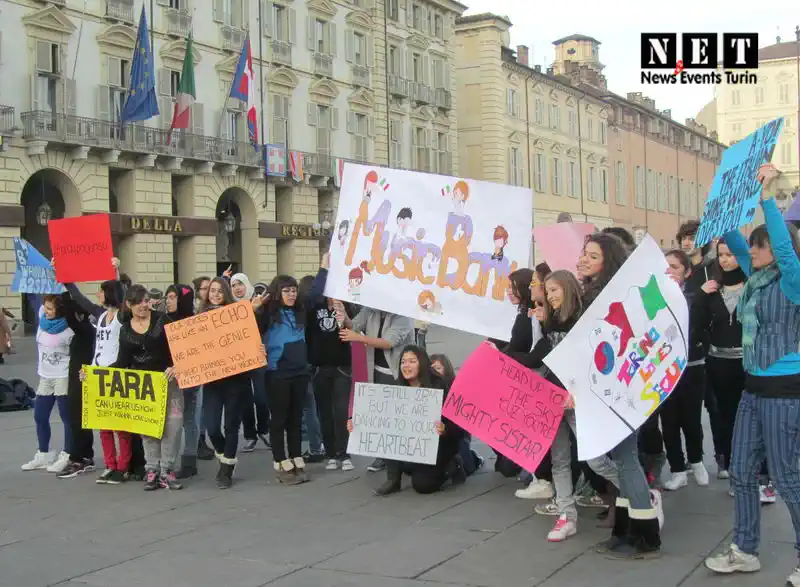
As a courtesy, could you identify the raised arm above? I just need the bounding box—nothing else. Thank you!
[763,197,800,302]
[721,229,752,277]
[64,283,105,319]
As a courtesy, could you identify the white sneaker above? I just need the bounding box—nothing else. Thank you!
[760,483,777,504]
[21,451,53,471]
[718,468,730,480]
[547,514,577,542]
[650,489,664,530]
[46,451,70,473]
[691,462,710,486]
[325,459,339,471]
[705,544,761,574]
[662,471,689,491]
[787,567,800,586]
[515,479,554,500]
[341,459,355,472]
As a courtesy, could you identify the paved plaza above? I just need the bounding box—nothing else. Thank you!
[0,328,796,587]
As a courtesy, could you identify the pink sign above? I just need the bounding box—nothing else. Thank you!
[532,222,596,276]
[442,343,566,473]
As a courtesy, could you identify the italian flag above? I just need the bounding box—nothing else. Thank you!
[168,34,195,139]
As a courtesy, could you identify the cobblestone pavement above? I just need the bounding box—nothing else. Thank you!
[0,328,795,587]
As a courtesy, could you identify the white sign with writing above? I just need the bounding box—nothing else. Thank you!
[347,382,443,465]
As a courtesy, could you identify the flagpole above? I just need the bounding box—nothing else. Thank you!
[149,0,154,55]
[257,4,268,207]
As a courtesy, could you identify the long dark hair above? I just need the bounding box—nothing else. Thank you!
[749,221,800,265]
[397,345,440,388]
[508,268,533,312]
[430,353,456,379]
[542,270,583,331]
[266,274,306,327]
[581,232,629,305]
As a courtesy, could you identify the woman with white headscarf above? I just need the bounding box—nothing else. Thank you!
[230,273,254,302]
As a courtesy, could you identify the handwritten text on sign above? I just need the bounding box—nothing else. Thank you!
[81,366,168,438]
[347,382,443,465]
[442,344,565,473]
[48,214,116,283]
[165,301,266,388]
[695,117,784,246]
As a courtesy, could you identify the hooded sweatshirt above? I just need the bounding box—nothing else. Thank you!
[166,284,195,322]
[230,273,254,301]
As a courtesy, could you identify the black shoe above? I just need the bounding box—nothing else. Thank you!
[216,463,234,489]
[96,469,115,484]
[197,437,214,461]
[595,535,628,554]
[375,477,402,496]
[258,433,271,449]
[143,470,160,491]
[58,459,95,479]
[367,458,387,472]
[176,455,198,479]
[127,466,146,481]
[241,439,258,453]
[605,538,661,560]
[303,451,325,464]
[449,455,467,485]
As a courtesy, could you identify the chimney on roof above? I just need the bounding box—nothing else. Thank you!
[546,66,554,75]
[517,45,529,66]
[534,64,541,73]
[662,109,671,119]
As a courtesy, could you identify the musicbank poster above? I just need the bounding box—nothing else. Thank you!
[325,164,533,340]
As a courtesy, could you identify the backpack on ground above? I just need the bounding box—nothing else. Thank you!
[0,378,35,411]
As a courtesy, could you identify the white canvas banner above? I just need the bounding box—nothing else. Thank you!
[543,235,690,460]
[347,382,444,465]
[325,163,533,340]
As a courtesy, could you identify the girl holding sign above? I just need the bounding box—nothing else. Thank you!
[352,345,466,496]
[578,233,664,560]
[705,164,800,585]
[507,270,620,543]
[109,285,184,492]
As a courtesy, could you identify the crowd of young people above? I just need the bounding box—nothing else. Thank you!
[16,163,800,583]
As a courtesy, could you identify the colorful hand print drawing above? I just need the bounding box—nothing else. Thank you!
[587,273,687,419]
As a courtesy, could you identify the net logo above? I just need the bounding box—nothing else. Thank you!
[640,33,759,85]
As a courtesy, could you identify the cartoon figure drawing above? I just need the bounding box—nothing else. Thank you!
[452,180,469,214]
[337,219,350,247]
[491,225,509,261]
[348,261,371,301]
[396,208,412,237]
[418,290,443,315]
[363,170,380,203]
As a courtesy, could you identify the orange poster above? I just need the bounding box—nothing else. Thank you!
[165,301,266,388]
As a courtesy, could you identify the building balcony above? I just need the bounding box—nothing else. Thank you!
[433,88,451,110]
[0,106,15,134]
[221,25,247,52]
[271,40,292,66]
[105,0,134,24]
[313,53,333,77]
[411,82,432,104]
[165,8,192,38]
[19,110,276,172]
[303,151,334,177]
[352,65,370,88]
[388,74,409,98]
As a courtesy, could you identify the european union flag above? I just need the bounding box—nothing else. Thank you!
[120,6,159,124]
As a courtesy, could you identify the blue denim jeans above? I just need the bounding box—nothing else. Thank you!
[302,379,323,454]
[610,431,652,513]
[731,391,800,555]
[179,386,202,457]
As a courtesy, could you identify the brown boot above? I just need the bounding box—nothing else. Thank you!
[597,483,620,528]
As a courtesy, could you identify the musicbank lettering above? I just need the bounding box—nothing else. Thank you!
[326,163,533,341]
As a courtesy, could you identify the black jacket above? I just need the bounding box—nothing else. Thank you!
[700,287,743,350]
[684,287,708,363]
[506,316,578,389]
[306,300,352,368]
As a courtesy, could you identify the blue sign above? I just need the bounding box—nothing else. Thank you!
[11,237,65,294]
[695,117,785,247]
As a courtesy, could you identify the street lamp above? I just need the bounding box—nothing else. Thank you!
[223,213,237,233]
[36,201,52,226]
[313,208,334,232]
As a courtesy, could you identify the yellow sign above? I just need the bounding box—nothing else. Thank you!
[81,366,168,438]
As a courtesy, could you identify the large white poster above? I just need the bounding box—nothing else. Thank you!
[325,163,533,340]
[543,236,690,460]
[347,382,443,465]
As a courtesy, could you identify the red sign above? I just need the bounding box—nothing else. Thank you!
[49,214,115,283]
